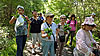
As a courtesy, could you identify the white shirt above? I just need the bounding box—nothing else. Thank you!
[76,29,96,55]
[15,15,24,31]
[41,22,58,41]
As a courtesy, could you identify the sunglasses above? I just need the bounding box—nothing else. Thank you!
[47,16,54,18]
[87,25,95,27]
[61,18,66,19]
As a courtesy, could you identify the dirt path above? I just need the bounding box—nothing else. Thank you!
[24,40,73,56]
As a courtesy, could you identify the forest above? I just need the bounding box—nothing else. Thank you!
[0,0,100,56]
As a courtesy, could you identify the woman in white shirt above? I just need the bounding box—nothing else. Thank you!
[73,17,100,56]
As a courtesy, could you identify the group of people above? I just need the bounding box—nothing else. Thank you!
[9,5,100,56]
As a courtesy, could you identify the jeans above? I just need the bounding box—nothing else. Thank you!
[16,35,27,56]
[66,31,75,45]
[42,40,55,56]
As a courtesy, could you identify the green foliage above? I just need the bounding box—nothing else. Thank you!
[44,28,52,36]
[64,24,72,32]
[0,26,17,56]
[54,19,60,24]
[0,38,17,56]
[0,0,100,55]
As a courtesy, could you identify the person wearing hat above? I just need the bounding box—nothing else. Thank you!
[57,14,67,56]
[27,10,43,54]
[39,13,45,22]
[90,13,96,21]
[65,14,77,47]
[41,13,58,56]
[73,17,100,56]
[91,13,96,18]
[9,5,30,56]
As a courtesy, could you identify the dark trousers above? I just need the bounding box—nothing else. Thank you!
[16,35,27,56]
[66,31,75,45]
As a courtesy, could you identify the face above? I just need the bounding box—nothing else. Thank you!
[85,25,95,31]
[40,14,42,17]
[46,16,54,22]
[17,8,24,15]
[32,11,37,16]
[92,15,95,18]
[60,16,66,23]
[72,17,75,20]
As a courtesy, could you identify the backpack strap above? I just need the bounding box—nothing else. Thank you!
[30,17,34,22]
[46,22,56,41]
[68,20,76,26]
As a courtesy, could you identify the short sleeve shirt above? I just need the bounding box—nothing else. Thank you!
[15,15,28,36]
[30,17,43,33]
[67,20,77,31]
[41,22,58,41]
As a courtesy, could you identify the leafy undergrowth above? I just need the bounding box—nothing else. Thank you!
[0,38,17,56]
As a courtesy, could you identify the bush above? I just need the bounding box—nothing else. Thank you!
[0,26,17,56]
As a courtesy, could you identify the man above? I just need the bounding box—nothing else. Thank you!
[39,13,45,22]
[41,13,58,56]
[9,5,30,56]
[90,13,96,21]
[39,13,44,20]
[89,13,96,32]
[27,10,43,54]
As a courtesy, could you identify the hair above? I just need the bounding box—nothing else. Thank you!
[32,10,37,14]
[81,25,86,30]
[60,14,66,18]
[40,13,42,15]
[70,14,76,20]
[17,7,24,11]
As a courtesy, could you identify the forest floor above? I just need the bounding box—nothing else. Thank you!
[24,40,73,56]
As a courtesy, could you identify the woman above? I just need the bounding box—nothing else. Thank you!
[65,14,77,47]
[73,17,100,56]
[57,15,67,56]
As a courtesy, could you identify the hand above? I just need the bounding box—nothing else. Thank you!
[13,17,17,20]
[89,52,95,56]
[97,45,100,50]
[27,33,30,38]
[48,36,51,39]
[47,34,51,39]
[25,16,28,20]
[64,31,68,34]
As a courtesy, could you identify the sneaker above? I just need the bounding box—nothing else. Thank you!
[36,47,41,52]
[32,48,35,54]
[64,44,68,47]
[55,54,56,56]
[69,45,72,47]
[37,47,41,50]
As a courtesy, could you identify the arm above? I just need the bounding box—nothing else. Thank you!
[27,21,31,37]
[26,16,31,37]
[41,30,48,38]
[9,16,16,24]
[76,30,92,55]
[56,28,59,37]
[41,23,50,39]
